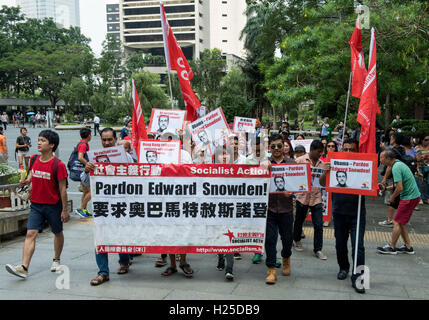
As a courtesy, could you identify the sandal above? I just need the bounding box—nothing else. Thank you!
[155,257,167,267]
[117,264,129,275]
[162,266,177,276]
[90,274,109,286]
[179,263,194,278]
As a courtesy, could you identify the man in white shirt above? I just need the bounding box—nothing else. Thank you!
[93,114,100,136]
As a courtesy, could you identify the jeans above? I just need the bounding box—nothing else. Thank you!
[333,213,366,282]
[293,201,324,253]
[416,170,429,201]
[94,123,100,136]
[95,250,130,276]
[218,254,234,274]
[265,211,294,268]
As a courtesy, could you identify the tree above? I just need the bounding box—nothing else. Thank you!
[190,48,226,111]
[219,68,255,122]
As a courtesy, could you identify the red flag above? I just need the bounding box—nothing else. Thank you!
[349,12,367,98]
[160,3,200,122]
[131,79,148,160]
[357,28,381,154]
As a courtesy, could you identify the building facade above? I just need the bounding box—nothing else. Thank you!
[120,0,247,61]
[16,0,80,28]
[106,1,121,41]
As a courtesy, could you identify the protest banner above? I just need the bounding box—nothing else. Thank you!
[90,164,270,254]
[147,108,187,135]
[269,163,311,194]
[188,107,230,155]
[139,140,181,164]
[197,106,206,118]
[291,139,314,153]
[87,146,129,163]
[326,152,378,196]
[233,117,257,134]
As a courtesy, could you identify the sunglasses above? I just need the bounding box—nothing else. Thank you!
[424,139,429,141]
[327,145,336,148]
[343,148,354,152]
[270,144,283,150]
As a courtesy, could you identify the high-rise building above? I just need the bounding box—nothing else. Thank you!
[106,1,120,42]
[120,0,247,61]
[16,0,80,28]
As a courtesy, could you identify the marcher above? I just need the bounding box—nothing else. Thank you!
[1,112,8,130]
[93,114,100,136]
[265,134,295,284]
[16,127,32,170]
[5,130,69,279]
[294,145,306,159]
[80,128,132,286]
[320,118,329,139]
[415,133,429,205]
[377,149,421,255]
[74,128,92,219]
[319,138,367,294]
[320,141,337,162]
[293,140,327,260]
[121,120,132,140]
[0,127,8,164]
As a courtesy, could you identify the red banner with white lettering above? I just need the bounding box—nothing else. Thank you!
[349,12,367,99]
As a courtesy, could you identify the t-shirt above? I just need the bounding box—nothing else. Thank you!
[30,156,68,204]
[392,160,420,200]
[0,135,6,154]
[332,193,366,217]
[77,140,89,154]
[16,136,31,152]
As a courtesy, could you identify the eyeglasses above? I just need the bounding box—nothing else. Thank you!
[270,144,283,150]
[327,145,336,148]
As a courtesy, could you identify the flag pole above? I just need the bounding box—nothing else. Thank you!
[160,1,175,110]
[342,71,353,146]
[353,194,362,278]
[166,69,175,110]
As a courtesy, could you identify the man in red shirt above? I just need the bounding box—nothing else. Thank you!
[5,130,69,279]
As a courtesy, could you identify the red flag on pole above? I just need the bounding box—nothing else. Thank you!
[160,2,200,122]
[357,28,381,154]
[349,12,367,98]
[131,79,148,160]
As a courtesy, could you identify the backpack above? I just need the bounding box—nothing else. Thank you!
[67,141,89,182]
[29,155,68,190]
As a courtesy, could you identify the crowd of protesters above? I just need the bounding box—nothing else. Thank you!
[2,113,428,296]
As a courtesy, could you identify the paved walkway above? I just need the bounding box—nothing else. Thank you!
[0,127,428,300]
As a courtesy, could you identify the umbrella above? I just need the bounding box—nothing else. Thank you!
[26,112,35,115]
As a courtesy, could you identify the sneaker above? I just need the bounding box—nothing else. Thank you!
[337,270,348,280]
[377,244,397,255]
[293,241,304,252]
[5,264,28,279]
[252,253,262,264]
[83,209,93,217]
[378,220,393,227]
[233,253,242,260]
[352,280,366,294]
[50,259,61,272]
[75,208,88,218]
[225,272,234,281]
[397,245,415,255]
[217,256,225,271]
[315,251,327,260]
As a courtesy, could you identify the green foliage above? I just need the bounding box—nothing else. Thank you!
[393,119,429,138]
[218,68,255,122]
[190,48,226,111]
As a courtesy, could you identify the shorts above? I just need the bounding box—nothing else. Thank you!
[17,150,29,158]
[27,202,63,234]
[394,197,420,225]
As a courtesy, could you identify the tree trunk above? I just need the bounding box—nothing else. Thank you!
[384,92,391,129]
[414,102,425,120]
[272,105,277,130]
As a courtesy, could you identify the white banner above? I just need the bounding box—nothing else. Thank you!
[90,164,270,254]
[270,163,312,193]
[148,108,186,135]
[87,146,128,163]
[139,140,181,164]
[233,117,256,134]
